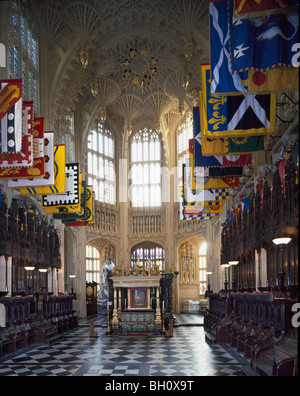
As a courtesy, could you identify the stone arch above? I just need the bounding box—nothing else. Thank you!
[177,235,207,312]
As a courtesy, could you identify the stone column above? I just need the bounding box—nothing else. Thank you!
[112,286,119,329]
[155,286,161,329]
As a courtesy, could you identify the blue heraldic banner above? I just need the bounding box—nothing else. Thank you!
[229,1,299,73]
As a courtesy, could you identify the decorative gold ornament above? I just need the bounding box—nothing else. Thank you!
[127,123,133,136]
[90,79,98,97]
[99,108,107,123]
[140,47,150,57]
[80,48,88,69]
[184,41,194,61]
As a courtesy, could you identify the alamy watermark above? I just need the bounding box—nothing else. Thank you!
[292,303,300,328]
[292,43,300,68]
[0,43,6,68]
[118,159,207,205]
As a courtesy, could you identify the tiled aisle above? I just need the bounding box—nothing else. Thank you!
[0,318,250,376]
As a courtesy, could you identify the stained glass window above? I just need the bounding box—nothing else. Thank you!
[9,3,39,114]
[131,244,165,272]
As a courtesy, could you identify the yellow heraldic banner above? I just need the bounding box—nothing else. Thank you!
[19,144,66,196]
[42,163,81,214]
[201,64,276,138]
[244,68,299,94]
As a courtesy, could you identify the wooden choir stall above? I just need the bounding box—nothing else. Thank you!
[0,198,78,358]
[204,158,298,377]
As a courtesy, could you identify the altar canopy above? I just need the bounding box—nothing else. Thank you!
[106,263,174,337]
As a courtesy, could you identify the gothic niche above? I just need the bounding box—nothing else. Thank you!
[179,241,196,285]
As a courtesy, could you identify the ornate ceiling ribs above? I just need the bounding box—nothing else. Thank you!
[34,0,209,140]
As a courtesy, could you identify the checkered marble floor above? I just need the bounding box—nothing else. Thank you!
[0,319,250,377]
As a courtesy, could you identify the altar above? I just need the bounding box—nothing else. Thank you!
[105,267,174,337]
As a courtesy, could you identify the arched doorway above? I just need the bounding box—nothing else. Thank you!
[86,241,116,309]
[177,237,207,312]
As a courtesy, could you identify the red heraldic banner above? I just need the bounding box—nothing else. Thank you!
[0,117,45,179]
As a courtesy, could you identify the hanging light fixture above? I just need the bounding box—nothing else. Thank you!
[99,108,107,123]
[184,40,194,61]
[79,48,88,69]
[127,123,133,136]
[91,78,98,97]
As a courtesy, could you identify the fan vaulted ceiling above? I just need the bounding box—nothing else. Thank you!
[27,0,210,139]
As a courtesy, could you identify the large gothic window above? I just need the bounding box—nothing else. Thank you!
[87,122,115,204]
[130,128,162,207]
[8,2,39,115]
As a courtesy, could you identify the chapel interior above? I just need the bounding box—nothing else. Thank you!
[0,0,299,377]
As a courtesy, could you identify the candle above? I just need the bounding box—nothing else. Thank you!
[125,298,127,309]
[162,301,164,311]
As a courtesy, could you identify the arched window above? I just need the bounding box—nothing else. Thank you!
[8,2,40,115]
[199,242,207,295]
[131,243,165,272]
[86,246,101,285]
[130,128,162,207]
[87,122,115,204]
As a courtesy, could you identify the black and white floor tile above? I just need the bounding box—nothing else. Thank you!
[0,318,250,377]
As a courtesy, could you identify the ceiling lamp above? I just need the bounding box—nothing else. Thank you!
[272,237,292,245]
[79,48,88,69]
